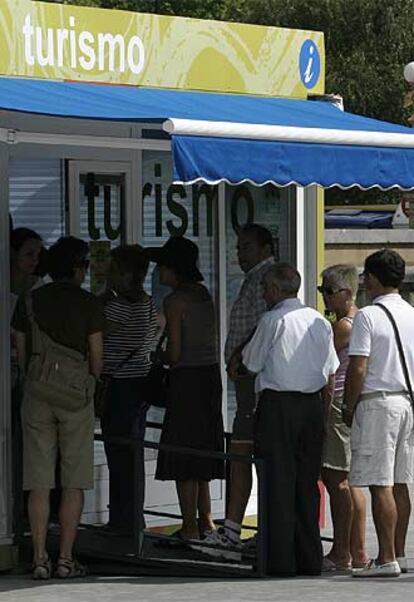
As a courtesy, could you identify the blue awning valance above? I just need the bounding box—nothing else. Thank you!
[1,77,414,190]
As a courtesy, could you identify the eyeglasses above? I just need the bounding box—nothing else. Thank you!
[317,285,347,296]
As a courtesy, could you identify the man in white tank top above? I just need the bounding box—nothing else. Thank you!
[343,249,414,578]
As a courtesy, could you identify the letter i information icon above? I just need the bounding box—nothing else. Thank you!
[299,40,320,89]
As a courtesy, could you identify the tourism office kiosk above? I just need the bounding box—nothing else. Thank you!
[1,0,414,569]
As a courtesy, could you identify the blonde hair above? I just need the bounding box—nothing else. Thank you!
[321,264,359,298]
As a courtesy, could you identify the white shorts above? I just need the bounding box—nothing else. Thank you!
[349,394,414,487]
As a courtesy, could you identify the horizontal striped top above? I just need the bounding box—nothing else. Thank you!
[334,316,354,395]
[103,295,158,378]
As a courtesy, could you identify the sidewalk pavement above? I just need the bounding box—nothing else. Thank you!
[2,485,414,602]
[1,572,414,602]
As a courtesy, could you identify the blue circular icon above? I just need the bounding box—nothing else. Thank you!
[299,39,320,89]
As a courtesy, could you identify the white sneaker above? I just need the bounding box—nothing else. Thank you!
[196,528,242,562]
[352,559,401,578]
[396,556,408,574]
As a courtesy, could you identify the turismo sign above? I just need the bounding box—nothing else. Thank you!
[0,0,324,96]
[21,13,145,75]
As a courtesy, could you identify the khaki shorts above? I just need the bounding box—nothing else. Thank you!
[232,376,257,442]
[21,387,95,490]
[349,393,414,487]
[322,395,351,472]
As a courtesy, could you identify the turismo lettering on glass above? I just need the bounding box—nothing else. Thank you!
[142,163,256,238]
[83,164,262,241]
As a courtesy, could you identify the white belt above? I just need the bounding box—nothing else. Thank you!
[359,390,408,402]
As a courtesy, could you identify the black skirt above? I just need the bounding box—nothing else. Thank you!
[155,364,224,481]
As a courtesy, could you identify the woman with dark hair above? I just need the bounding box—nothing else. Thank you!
[9,227,45,542]
[150,237,224,542]
[10,227,44,314]
[12,235,105,579]
[101,244,158,533]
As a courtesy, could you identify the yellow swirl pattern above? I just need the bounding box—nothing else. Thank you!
[0,0,325,97]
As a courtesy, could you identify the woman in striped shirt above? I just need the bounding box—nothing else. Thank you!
[101,245,158,533]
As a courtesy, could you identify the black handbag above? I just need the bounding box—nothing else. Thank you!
[94,344,144,418]
[145,330,169,408]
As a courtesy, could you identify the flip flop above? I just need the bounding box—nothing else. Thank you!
[322,556,352,572]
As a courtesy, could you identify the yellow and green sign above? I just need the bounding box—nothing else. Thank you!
[0,0,324,97]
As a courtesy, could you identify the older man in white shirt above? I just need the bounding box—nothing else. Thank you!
[343,249,414,578]
[242,263,339,577]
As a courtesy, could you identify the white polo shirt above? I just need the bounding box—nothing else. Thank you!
[242,298,339,393]
[349,293,414,394]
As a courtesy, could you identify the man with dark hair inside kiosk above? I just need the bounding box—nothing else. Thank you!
[239,263,338,576]
[13,236,105,580]
[342,249,414,578]
[203,223,275,554]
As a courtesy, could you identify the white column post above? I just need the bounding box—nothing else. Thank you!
[217,183,228,430]
[0,143,13,543]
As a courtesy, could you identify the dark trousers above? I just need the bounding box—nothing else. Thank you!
[255,389,324,577]
[101,377,149,532]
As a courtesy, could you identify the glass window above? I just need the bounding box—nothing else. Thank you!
[141,150,219,452]
[9,159,64,245]
[225,183,295,428]
[142,150,218,298]
[78,172,125,293]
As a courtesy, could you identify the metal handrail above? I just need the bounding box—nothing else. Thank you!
[93,419,332,575]
[94,428,268,576]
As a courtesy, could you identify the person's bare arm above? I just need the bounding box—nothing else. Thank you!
[227,328,258,381]
[14,330,26,376]
[164,295,184,366]
[342,355,369,427]
[321,373,335,429]
[333,318,353,352]
[88,331,104,379]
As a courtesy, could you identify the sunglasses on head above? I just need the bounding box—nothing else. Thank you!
[317,285,347,296]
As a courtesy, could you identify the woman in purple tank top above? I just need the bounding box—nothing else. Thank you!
[319,264,369,571]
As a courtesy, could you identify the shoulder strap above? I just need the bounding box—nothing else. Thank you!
[376,303,414,407]
[25,293,42,356]
[25,292,87,362]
